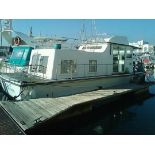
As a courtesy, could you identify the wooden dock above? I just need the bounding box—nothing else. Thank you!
[0,83,149,132]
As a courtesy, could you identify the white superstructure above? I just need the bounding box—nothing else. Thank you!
[28,35,134,80]
[0,35,138,100]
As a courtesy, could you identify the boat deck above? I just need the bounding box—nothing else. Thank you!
[0,72,49,83]
[0,72,133,86]
[0,83,148,133]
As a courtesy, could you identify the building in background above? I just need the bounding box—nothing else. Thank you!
[130,40,155,54]
[130,40,155,71]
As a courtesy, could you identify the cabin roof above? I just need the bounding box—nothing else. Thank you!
[107,42,141,49]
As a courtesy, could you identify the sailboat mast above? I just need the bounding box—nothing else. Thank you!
[91,19,97,41]
[0,20,2,46]
[80,20,87,43]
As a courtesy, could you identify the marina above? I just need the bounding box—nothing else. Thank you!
[1,2,155,155]
[0,19,155,135]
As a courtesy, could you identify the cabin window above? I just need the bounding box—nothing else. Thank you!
[22,49,29,60]
[11,49,24,59]
[38,56,49,74]
[30,54,40,72]
[61,60,76,74]
[119,48,125,60]
[126,50,132,58]
[113,49,119,72]
[89,60,97,72]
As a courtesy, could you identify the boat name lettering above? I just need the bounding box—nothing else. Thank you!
[82,46,102,50]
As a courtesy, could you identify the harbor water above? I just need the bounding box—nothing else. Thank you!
[0,87,155,135]
[26,90,155,135]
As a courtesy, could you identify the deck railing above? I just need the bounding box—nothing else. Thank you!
[0,62,133,81]
[0,62,47,82]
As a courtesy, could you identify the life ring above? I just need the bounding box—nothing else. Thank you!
[14,37,21,46]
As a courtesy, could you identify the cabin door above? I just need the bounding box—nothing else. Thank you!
[113,47,125,73]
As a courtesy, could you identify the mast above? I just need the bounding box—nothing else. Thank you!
[91,19,97,41]
[80,20,87,43]
[29,26,33,37]
[0,20,2,46]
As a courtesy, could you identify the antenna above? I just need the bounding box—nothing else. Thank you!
[80,20,87,43]
[91,19,97,41]
[29,26,33,37]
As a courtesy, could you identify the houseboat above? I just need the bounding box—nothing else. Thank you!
[0,35,139,100]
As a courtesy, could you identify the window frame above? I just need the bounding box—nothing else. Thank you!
[61,60,76,74]
[89,60,97,72]
[38,56,49,74]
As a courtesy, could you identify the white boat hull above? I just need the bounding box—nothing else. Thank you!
[0,74,133,100]
[1,78,22,100]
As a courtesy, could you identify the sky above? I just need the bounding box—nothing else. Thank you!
[11,19,155,44]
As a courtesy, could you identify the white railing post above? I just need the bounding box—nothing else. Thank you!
[70,64,73,79]
[84,64,86,77]
[56,67,58,80]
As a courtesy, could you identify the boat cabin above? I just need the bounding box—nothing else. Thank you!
[8,46,33,67]
[28,36,137,80]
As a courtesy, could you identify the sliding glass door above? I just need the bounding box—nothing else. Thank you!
[113,46,125,73]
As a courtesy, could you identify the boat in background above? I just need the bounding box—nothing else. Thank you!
[0,46,12,62]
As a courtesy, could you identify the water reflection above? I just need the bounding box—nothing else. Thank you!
[26,94,155,135]
[105,96,155,135]
[149,84,155,95]
[72,108,138,135]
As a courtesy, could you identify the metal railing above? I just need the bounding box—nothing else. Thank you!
[0,62,131,81]
[0,62,47,82]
